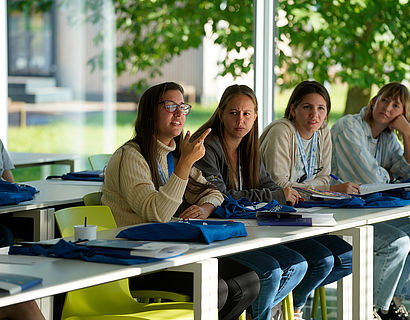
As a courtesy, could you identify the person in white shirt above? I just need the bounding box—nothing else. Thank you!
[331,82,410,320]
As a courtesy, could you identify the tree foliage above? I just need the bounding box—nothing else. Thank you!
[59,0,254,92]
[8,0,410,113]
[276,0,410,113]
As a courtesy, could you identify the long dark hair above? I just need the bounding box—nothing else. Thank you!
[128,82,184,189]
[193,84,260,190]
[128,82,214,197]
[284,80,331,124]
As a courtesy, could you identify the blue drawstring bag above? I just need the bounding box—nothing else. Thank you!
[9,240,160,265]
[213,194,296,219]
[296,193,410,209]
[381,189,410,200]
[117,220,247,245]
[47,170,103,182]
[0,180,38,205]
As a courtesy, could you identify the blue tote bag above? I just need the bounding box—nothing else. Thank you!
[117,220,247,245]
[0,180,37,205]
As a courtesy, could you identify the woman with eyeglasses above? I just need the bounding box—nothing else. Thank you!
[259,81,354,318]
[102,82,260,320]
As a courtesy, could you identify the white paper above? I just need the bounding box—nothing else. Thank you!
[359,183,410,195]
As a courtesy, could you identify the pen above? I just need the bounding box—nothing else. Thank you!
[329,174,345,184]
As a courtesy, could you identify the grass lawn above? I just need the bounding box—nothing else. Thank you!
[8,82,351,182]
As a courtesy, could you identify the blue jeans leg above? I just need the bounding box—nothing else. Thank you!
[229,245,307,320]
[284,238,336,309]
[258,245,307,306]
[373,220,410,310]
[385,218,410,301]
[315,235,352,286]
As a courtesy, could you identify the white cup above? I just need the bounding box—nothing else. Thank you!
[74,225,97,241]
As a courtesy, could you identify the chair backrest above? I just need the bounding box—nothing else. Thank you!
[54,205,117,237]
[88,154,112,170]
[62,278,140,318]
[83,192,103,206]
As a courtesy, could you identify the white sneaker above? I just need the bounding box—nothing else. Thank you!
[271,302,283,320]
[373,308,382,320]
[294,311,304,320]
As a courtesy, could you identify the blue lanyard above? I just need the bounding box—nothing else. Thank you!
[158,152,174,185]
[295,129,318,181]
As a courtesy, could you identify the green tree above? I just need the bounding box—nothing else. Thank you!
[9,1,409,115]
[276,0,410,114]
[9,0,254,93]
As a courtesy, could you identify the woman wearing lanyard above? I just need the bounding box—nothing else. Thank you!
[331,82,410,320]
[194,84,322,320]
[259,81,355,317]
[102,82,260,320]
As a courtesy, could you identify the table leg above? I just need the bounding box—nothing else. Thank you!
[333,225,374,320]
[167,258,219,319]
[36,297,53,320]
[13,208,55,241]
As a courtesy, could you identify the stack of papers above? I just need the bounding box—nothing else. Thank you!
[294,187,351,200]
[359,182,410,195]
[78,240,190,259]
[256,209,336,227]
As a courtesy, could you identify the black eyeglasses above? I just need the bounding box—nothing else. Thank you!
[297,167,323,183]
[159,100,192,115]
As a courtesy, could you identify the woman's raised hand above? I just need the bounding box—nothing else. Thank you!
[174,128,211,180]
[390,115,410,137]
[180,128,211,167]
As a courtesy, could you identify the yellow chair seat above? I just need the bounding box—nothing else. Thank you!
[61,278,193,320]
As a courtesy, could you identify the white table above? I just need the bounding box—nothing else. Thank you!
[0,205,408,320]
[0,179,102,241]
[9,152,80,172]
[0,214,367,320]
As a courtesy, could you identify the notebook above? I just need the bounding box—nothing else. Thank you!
[0,273,42,294]
[359,182,410,195]
[77,239,190,259]
[294,187,352,200]
[256,212,312,226]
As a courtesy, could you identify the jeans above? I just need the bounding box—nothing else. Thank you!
[229,244,307,320]
[373,218,410,310]
[284,235,352,309]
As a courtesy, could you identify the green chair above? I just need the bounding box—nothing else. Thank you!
[88,154,111,170]
[78,200,192,304]
[54,205,116,237]
[54,205,194,320]
[82,192,103,206]
[61,278,194,320]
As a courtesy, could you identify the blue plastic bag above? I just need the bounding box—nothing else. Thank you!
[47,170,103,182]
[9,240,159,265]
[0,180,37,205]
[213,194,296,219]
[117,220,247,244]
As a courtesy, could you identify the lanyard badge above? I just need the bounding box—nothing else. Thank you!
[295,130,318,181]
[158,152,174,185]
